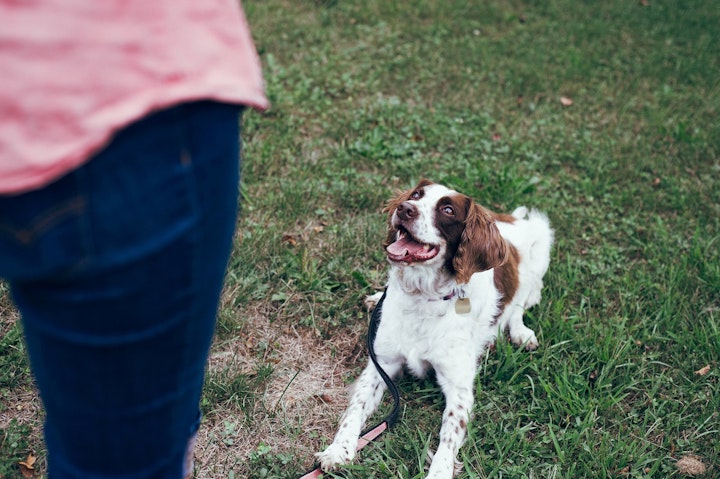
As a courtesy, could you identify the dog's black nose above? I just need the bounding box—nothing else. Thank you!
[397,201,418,221]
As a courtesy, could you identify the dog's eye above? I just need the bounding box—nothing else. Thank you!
[410,191,421,200]
[441,205,455,216]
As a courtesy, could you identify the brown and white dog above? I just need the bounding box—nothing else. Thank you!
[316,180,554,479]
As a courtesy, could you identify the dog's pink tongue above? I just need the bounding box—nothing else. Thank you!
[387,236,425,257]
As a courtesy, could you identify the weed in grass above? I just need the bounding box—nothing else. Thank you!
[247,443,296,479]
[202,363,274,422]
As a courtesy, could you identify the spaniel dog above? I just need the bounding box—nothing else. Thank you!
[316,179,554,479]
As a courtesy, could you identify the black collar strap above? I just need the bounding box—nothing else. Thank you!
[429,286,465,302]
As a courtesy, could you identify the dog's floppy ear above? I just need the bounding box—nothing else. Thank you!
[453,202,509,283]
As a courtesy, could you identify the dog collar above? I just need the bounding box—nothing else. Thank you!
[430,287,471,314]
[431,286,465,302]
[440,290,457,301]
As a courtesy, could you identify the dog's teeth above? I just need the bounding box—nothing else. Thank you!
[423,244,431,251]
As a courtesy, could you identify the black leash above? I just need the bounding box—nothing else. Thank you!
[299,290,400,478]
[363,289,400,430]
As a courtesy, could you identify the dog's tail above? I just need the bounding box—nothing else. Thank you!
[511,206,529,219]
[526,209,554,277]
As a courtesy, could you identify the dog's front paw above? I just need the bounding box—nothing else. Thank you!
[424,458,457,479]
[424,451,461,479]
[315,443,355,471]
[510,325,539,351]
[364,291,384,311]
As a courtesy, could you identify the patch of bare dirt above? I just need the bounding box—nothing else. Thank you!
[0,388,44,432]
[193,303,366,478]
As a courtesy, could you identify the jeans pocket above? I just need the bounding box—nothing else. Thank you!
[0,186,91,281]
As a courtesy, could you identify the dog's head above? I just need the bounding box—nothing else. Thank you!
[383,180,509,283]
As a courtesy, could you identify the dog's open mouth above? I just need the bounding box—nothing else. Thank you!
[386,228,440,263]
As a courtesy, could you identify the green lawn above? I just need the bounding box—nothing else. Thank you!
[1,1,718,478]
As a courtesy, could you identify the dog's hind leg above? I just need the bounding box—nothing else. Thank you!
[501,300,539,351]
[315,359,401,471]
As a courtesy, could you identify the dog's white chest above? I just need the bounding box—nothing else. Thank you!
[375,298,477,377]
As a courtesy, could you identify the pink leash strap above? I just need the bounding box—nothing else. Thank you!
[298,467,324,479]
[297,422,389,479]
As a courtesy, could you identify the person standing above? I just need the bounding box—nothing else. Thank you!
[0,1,268,477]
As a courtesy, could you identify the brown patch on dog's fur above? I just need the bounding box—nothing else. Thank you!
[453,202,509,283]
[493,243,519,309]
[489,212,520,310]
[492,212,518,224]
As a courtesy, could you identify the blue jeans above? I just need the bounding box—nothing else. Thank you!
[0,101,243,478]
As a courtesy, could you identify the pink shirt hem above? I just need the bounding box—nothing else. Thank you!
[0,0,269,195]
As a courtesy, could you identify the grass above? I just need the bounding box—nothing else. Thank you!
[1,0,719,477]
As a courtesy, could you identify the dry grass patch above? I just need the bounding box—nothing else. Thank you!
[676,454,708,477]
[193,302,367,478]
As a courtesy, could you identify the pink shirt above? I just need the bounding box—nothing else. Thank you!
[0,0,269,195]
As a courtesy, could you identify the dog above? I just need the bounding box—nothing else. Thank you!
[316,179,554,479]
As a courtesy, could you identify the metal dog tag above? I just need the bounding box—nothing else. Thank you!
[455,298,471,314]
